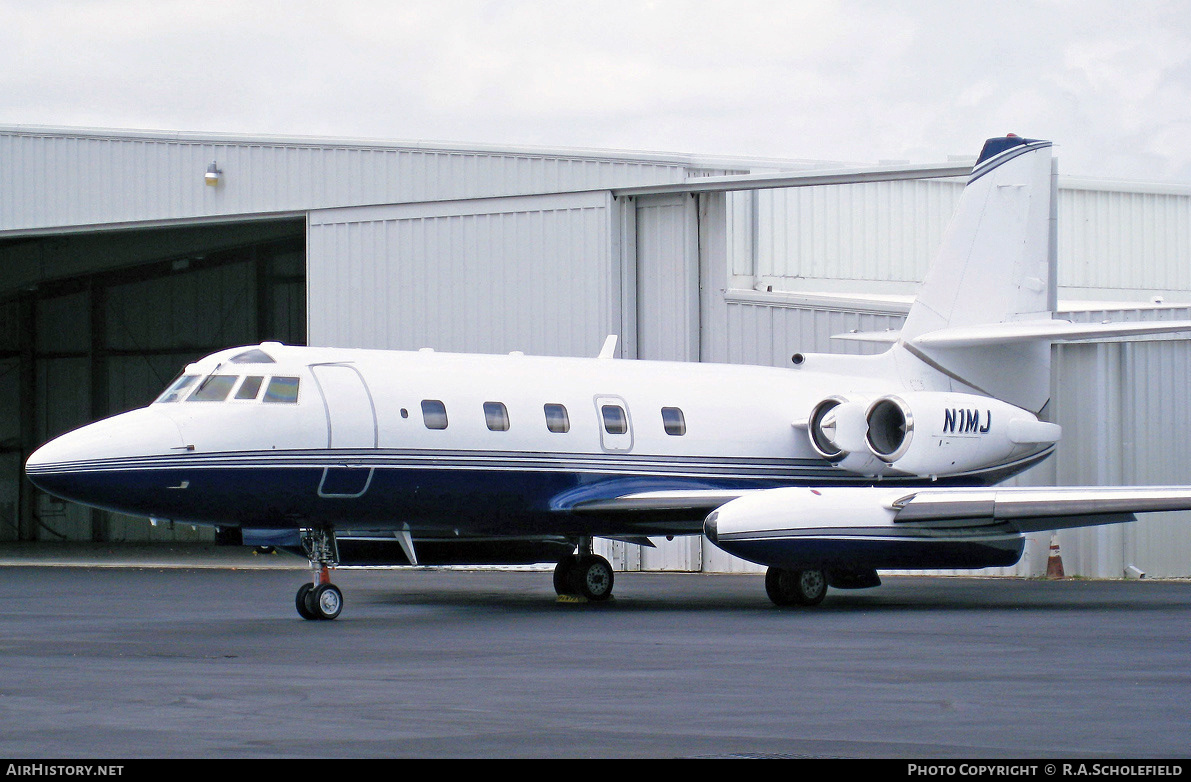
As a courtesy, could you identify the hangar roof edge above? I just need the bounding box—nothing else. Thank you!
[0,122,834,174]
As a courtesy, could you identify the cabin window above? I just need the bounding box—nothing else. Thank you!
[601,404,628,435]
[263,377,300,404]
[421,399,448,430]
[229,348,276,364]
[188,375,237,402]
[661,407,686,436]
[155,375,198,403]
[544,404,570,433]
[235,376,264,400]
[484,401,510,431]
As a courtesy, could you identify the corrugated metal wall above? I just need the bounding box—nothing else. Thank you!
[737,180,1191,302]
[307,192,623,357]
[0,128,704,235]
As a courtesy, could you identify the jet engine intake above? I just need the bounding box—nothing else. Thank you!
[807,396,867,459]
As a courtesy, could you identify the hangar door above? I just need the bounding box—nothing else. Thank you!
[306,191,626,358]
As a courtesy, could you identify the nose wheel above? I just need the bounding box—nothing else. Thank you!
[296,527,344,620]
[296,580,343,620]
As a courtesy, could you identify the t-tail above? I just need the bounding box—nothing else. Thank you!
[807,136,1191,481]
[838,135,1191,414]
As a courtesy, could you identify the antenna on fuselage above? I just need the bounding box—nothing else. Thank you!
[598,335,618,359]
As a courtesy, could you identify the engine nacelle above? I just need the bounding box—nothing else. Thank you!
[806,395,891,476]
[863,392,1060,477]
[806,391,1061,478]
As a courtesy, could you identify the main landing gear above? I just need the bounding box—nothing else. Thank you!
[296,527,343,620]
[764,566,828,607]
[553,538,615,601]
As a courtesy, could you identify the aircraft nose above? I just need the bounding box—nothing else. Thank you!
[26,408,187,476]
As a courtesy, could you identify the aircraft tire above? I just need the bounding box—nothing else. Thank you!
[765,567,828,607]
[553,556,577,595]
[573,555,614,601]
[309,583,344,620]
[295,583,318,620]
[765,567,796,606]
[792,569,828,606]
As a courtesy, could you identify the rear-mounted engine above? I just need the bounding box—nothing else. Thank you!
[806,391,1060,477]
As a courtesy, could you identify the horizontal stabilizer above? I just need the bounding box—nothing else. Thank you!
[911,319,1191,348]
[893,486,1191,534]
[833,319,1191,347]
[831,330,901,343]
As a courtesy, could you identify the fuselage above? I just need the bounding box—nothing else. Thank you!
[25,342,1051,540]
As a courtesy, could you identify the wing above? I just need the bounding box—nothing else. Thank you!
[570,489,753,513]
[891,486,1191,533]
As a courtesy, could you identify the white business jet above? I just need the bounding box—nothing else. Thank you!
[25,135,1191,619]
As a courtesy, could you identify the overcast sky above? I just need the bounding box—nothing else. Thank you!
[3,0,1189,183]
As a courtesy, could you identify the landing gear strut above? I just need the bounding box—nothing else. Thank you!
[553,538,615,601]
[296,527,343,620]
[765,566,828,607]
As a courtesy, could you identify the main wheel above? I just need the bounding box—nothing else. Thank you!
[553,556,577,596]
[307,583,344,620]
[765,567,828,607]
[295,583,318,620]
[765,567,796,606]
[791,568,827,606]
[571,555,614,601]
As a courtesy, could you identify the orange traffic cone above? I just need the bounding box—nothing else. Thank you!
[1045,533,1065,579]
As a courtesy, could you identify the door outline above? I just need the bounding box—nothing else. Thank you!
[594,394,634,453]
[310,363,378,499]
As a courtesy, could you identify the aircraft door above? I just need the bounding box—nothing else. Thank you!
[311,364,378,498]
[594,395,633,452]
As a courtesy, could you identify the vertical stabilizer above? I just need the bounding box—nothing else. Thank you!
[897,136,1056,412]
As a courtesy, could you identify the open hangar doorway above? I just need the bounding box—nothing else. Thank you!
[0,218,306,544]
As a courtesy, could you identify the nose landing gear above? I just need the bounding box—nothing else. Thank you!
[296,528,344,620]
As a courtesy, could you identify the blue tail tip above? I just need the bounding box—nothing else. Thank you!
[976,134,1045,164]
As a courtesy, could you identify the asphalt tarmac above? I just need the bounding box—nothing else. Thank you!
[2,544,1190,759]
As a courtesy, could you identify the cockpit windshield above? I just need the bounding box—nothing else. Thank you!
[154,373,299,404]
[155,375,199,403]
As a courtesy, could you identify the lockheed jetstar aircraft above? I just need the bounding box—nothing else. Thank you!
[25,135,1191,619]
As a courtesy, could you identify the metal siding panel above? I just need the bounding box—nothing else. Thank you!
[750,179,965,291]
[307,192,617,358]
[636,195,698,362]
[1058,187,1191,297]
[2,130,697,233]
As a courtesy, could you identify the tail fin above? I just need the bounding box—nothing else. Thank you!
[875,135,1057,414]
[835,135,1191,414]
[900,135,1056,345]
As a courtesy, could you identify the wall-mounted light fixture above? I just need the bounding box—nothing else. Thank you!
[205,161,222,187]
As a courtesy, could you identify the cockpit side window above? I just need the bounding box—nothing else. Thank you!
[263,377,300,403]
[188,375,238,402]
[155,375,199,403]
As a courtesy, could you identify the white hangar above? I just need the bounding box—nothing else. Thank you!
[3,125,1191,579]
